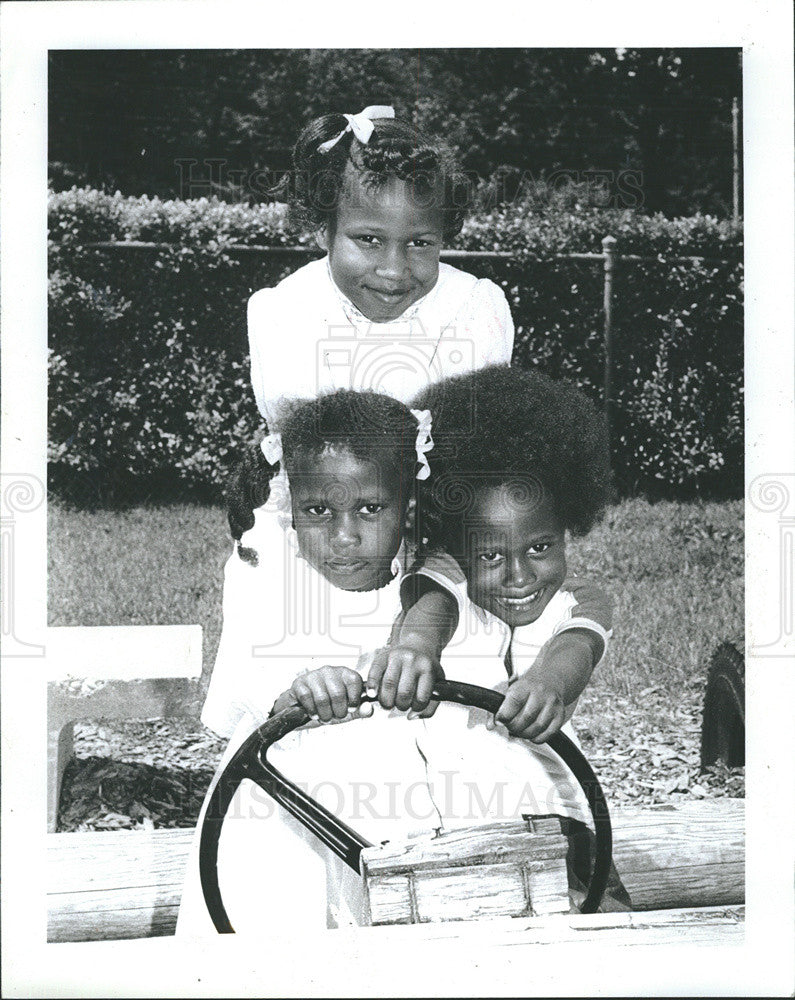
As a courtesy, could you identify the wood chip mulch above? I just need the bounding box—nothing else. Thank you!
[57,682,743,833]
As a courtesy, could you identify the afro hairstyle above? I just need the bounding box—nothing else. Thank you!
[412,364,613,554]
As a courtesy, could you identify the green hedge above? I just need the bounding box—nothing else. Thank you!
[48,188,743,503]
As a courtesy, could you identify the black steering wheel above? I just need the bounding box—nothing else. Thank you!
[199,679,613,932]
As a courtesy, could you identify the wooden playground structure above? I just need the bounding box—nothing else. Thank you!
[46,626,746,947]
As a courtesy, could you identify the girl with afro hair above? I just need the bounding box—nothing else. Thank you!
[362,364,629,910]
[384,364,630,908]
[366,364,615,748]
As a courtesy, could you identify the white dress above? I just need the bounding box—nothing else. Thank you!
[247,257,515,424]
[409,552,613,831]
[177,508,437,937]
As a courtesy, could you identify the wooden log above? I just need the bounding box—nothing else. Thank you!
[47,828,193,943]
[365,905,745,947]
[46,801,744,943]
[610,800,744,911]
[363,817,569,876]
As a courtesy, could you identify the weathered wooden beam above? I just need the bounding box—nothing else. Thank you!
[610,800,744,911]
[48,829,193,943]
[365,904,745,947]
[47,801,744,943]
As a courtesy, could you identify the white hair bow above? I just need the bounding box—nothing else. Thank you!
[410,408,434,481]
[261,409,433,481]
[317,105,395,154]
[260,432,282,466]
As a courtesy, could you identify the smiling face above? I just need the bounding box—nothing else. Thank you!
[317,167,444,323]
[289,446,407,592]
[462,483,567,628]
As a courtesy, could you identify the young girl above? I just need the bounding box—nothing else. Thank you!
[178,389,446,935]
[263,366,629,911]
[202,387,441,740]
[368,363,614,747]
[398,364,630,905]
[246,105,514,429]
[215,104,611,737]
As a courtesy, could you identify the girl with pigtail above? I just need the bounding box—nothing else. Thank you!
[180,388,449,934]
[178,106,621,933]
[210,104,612,743]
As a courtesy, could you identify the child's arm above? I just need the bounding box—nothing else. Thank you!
[367,577,459,713]
[496,580,613,742]
[556,577,613,660]
[495,630,597,743]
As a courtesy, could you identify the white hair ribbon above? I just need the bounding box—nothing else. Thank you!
[260,432,283,466]
[410,408,434,481]
[317,105,396,154]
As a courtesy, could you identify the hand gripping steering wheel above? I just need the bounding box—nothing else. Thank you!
[199,679,613,931]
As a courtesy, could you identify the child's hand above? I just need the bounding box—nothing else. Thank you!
[467,679,509,730]
[288,666,366,723]
[367,640,443,715]
[494,674,566,743]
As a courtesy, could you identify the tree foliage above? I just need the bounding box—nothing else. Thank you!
[48,188,742,503]
[49,48,741,217]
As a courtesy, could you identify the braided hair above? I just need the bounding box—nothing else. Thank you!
[227,389,422,564]
[225,442,279,565]
[287,113,472,240]
[411,365,613,558]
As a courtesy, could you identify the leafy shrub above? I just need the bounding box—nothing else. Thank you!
[454,203,742,497]
[48,188,743,502]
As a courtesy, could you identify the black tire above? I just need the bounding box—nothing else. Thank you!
[700,641,745,769]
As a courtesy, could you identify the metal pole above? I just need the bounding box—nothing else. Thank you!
[601,235,617,455]
[732,96,740,222]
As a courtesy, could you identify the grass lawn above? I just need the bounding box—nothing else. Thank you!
[49,496,744,820]
[48,502,231,685]
[48,496,743,710]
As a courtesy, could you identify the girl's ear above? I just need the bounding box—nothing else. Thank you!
[315,225,329,252]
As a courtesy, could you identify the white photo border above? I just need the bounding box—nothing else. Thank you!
[1,1,793,996]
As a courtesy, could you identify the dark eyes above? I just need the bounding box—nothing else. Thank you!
[353,235,436,248]
[477,542,553,564]
[305,503,385,517]
[478,551,503,564]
